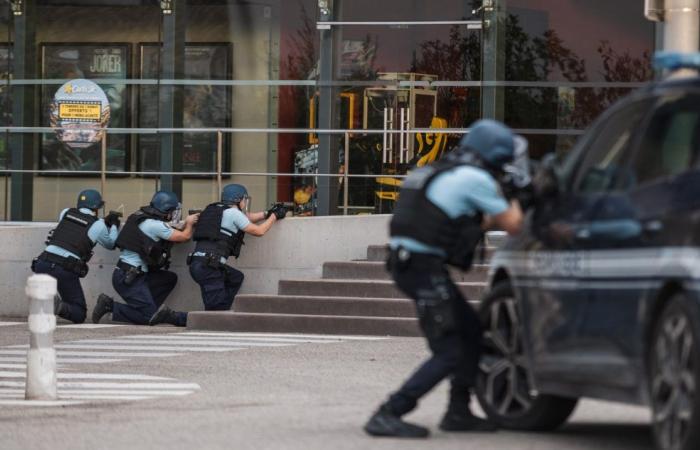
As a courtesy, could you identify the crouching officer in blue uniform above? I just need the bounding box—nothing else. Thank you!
[364,120,530,438]
[91,191,198,327]
[31,189,120,324]
[188,184,285,311]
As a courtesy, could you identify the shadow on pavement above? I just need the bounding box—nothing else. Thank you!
[549,423,654,449]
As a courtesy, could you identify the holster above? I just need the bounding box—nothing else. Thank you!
[123,266,142,286]
[415,278,457,339]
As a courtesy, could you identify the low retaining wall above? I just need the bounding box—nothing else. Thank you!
[0,215,392,318]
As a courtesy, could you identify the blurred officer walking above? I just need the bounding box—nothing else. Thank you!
[32,189,120,324]
[365,120,531,438]
[92,191,198,327]
[188,184,286,312]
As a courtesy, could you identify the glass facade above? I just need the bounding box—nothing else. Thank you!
[0,0,655,221]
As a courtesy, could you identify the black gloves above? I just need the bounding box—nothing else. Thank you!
[104,211,122,229]
[272,204,288,220]
[266,203,288,220]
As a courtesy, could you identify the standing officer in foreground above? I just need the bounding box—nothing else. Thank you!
[91,191,198,326]
[364,120,530,438]
[187,184,286,312]
[31,189,120,324]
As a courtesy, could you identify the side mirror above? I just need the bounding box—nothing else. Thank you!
[532,153,562,200]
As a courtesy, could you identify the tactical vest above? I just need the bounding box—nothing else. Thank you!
[115,206,172,270]
[390,158,485,270]
[47,208,98,261]
[193,202,245,259]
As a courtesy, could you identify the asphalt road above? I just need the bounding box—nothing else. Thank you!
[0,320,654,450]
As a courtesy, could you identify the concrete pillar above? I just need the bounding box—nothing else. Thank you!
[25,274,58,401]
[646,0,700,52]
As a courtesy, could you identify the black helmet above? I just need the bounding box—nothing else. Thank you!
[150,191,180,214]
[77,189,104,210]
[221,184,249,205]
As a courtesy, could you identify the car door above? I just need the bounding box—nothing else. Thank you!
[575,93,700,389]
[524,98,654,388]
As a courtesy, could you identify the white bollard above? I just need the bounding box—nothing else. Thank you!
[25,274,58,401]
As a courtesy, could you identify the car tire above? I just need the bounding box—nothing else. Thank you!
[648,293,700,450]
[475,280,578,431]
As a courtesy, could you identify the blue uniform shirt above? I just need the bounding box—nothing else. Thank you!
[119,219,174,272]
[46,208,118,260]
[193,207,251,263]
[391,165,509,256]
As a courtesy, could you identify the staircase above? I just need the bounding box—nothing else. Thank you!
[186,239,502,337]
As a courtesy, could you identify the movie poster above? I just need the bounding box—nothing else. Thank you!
[40,44,129,172]
[139,43,231,174]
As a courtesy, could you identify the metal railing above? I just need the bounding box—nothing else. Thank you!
[0,124,588,220]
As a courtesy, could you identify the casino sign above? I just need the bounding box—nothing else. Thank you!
[50,79,110,149]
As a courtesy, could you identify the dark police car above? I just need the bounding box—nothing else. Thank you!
[475,54,700,450]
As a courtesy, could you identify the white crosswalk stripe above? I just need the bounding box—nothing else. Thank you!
[0,329,386,406]
[0,322,22,327]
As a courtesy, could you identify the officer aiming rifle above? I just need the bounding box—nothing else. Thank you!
[365,120,530,438]
[187,184,287,312]
[31,190,120,324]
[92,191,199,327]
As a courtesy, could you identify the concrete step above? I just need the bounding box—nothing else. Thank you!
[186,311,421,337]
[366,245,496,263]
[234,295,416,317]
[322,261,489,282]
[278,279,486,299]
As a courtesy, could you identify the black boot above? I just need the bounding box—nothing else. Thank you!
[92,294,114,324]
[53,294,67,318]
[439,409,498,432]
[364,405,430,438]
[149,307,179,326]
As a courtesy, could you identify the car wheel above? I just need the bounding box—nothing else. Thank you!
[475,280,578,431]
[649,293,700,450]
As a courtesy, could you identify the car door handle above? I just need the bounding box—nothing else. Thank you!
[575,227,591,240]
[643,220,664,234]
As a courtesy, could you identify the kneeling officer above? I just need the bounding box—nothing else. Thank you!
[31,189,120,324]
[364,120,529,438]
[92,191,198,326]
[188,184,286,311]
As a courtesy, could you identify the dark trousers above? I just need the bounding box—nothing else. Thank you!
[385,251,482,416]
[111,268,186,326]
[189,260,244,311]
[32,259,87,324]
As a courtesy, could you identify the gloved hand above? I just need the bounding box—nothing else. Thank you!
[270,204,288,220]
[104,212,121,229]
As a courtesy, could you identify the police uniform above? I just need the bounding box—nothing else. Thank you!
[385,162,509,417]
[110,206,187,326]
[32,207,118,324]
[365,119,528,438]
[188,203,249,311]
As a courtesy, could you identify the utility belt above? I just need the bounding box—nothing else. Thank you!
[187,253,226,270]
[116,260,144,286]
[386,247,445,273]
[35,251,89,278]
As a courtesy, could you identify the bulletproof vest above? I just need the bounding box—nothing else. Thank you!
[193,202,245,259]
[390,158,485,270]
[47,208,98,261]
[115,206,172,269]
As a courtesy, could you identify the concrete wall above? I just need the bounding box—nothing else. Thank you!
[0,214,391,318]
